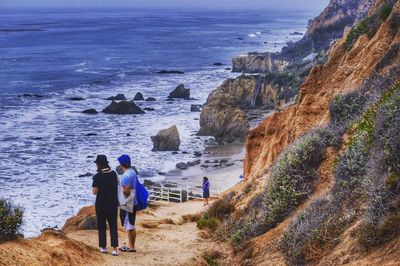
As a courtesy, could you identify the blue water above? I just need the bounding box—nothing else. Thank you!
[0,8,315,236]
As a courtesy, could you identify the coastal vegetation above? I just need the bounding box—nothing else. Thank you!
[0,199,23,242]
[344,0,395,50]
[282,81,400,264]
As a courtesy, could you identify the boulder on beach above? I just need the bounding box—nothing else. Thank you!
[102,100,145,114]
[157,70,184,74]
[106,94,126,101]
[82,109,98,114]
[168,84,190,100]
[151,125,180,151]
[62,206,97,233]
[176,159,201,170]
[145,97,157,102]
[134,92,144,101]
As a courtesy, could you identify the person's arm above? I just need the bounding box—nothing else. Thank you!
[92,174,100,195]
[121,175,131,197]
[123,184,131,196]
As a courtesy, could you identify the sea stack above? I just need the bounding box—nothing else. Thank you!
[151,125,180,151]
[168,84,190,100]
[102,100,145,114]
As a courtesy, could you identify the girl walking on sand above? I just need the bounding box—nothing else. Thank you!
[202,177,210,206]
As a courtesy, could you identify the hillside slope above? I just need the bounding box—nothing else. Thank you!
[199,1,400,265]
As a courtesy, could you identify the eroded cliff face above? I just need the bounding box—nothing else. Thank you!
[306,0,374,38]
[232,52,291,74]
[198,74,299,142]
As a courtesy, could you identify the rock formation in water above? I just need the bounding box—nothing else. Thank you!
[168,84,191,100]
[151,125,181,151]
[134,92,144,101]
[102,100,145,114]
[106,94,126,101]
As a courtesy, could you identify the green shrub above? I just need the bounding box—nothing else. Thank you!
[389,12,400,35]
[197,214,219,231]
[329,92,366,129]
[282,196,354,264]
[358,83,400,249]
[359,206,400,248]
[207,198,235,220]
[0,199,23,241]
[375,88,400,176]
[263,129,334,225]
[226,128,337,248]
[203,250,221,266]
[378,2,393,21]
[344,2,394,51]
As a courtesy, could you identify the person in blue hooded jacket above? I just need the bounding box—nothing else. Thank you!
[117,154,138,252]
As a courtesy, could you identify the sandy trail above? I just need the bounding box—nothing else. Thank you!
[67,200,213,266]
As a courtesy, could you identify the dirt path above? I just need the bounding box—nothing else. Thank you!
[67,200,212,266]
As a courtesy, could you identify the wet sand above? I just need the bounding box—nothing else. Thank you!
[161,143,245,192]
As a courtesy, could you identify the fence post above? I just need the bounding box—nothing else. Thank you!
[186,182,189,202]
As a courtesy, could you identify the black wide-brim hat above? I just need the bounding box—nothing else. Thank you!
[94,154,109,165]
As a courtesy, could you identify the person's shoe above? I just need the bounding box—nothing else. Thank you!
[100,247,107,254]
[112,250,119,256]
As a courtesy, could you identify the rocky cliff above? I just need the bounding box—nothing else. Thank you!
[244,0,399,180]
[200,0,374,143]
[200,0,400,264]
[233,0,375,74]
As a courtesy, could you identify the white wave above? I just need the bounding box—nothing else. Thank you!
[248,33,257,38]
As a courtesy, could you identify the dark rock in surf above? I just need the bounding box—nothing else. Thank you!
[190,104,202,112]
[102,100,145,115]
[106,94,126,101]
[68,97,85,101]
[134,92,144,101]
[143,107,155,111]
[18,93,44,98]
[82,109,98,114]
[157,70,184,74]
[168,84,190,100]
[78,172,93,177]
[145,97,157,102]
[213,62,224,66]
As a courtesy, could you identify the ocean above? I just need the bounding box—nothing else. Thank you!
[0,8,314,236]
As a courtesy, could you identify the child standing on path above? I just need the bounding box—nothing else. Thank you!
[202,176,210,206]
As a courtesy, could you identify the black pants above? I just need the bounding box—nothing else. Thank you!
[96,207,118,248]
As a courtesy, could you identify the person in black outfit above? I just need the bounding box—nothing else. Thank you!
[92,155,119,256]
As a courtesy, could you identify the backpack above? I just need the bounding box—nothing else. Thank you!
[135,177,149,211]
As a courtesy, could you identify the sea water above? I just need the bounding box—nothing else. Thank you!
[0,8,315,236]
